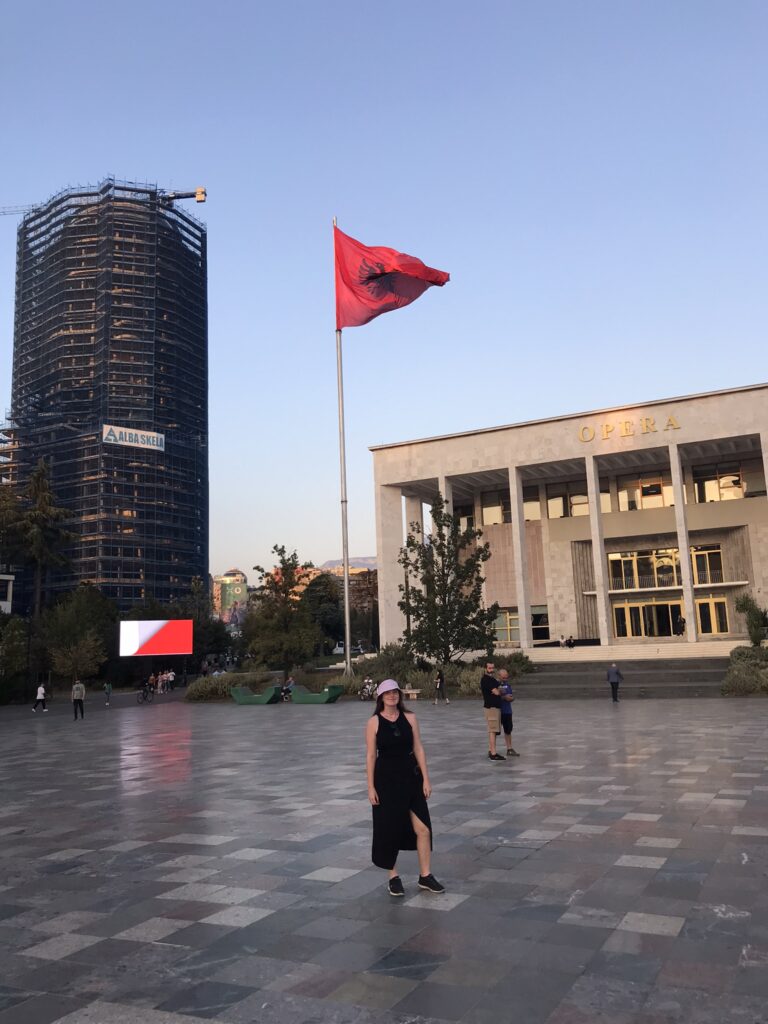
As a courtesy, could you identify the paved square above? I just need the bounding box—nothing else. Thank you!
[1,695,768,1022]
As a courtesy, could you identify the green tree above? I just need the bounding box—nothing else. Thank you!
[735,593,768,647]
[15,461,73,617]
[45,595,107,682]
[243,546,321,678]
[0,616,28,702]
[300,573,343,650]
[398,493,499,664]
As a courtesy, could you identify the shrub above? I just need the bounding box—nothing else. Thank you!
[734,594,768,647]
[185,676,234,701]
[729,645,768,665]
[721,663,768,697]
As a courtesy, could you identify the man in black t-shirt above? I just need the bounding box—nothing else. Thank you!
[480,662,505,761]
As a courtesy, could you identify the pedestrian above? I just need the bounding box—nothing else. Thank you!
[675,615,686,637]
[559,635,567,648]
[148,672,157,693]
[168,669,176,691]
[481,661,505,761]
[72,678,85,720]
[566,635,575,649]
[104,680,112,707]
[498,669,519,756]
[365,679,444,897]
[281,676,295,701]
[32,683,48,712]
[433,668,450,705]
[607,663,623,703]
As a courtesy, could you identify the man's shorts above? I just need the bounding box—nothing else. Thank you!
[501,713,513,735]
[484,707,501,733]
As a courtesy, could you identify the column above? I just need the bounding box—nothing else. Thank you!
[585,454,612,645]
[404,496,424,539]
[508,466,533,648]
[437,475,453,514]
[669,442,698,643]
[374,483,406,646]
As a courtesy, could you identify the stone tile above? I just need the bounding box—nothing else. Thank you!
[618,912,685,936]
[614,855,668,869]
[114,917,186,942]
[199,906,273,927]
[20,934,102,961]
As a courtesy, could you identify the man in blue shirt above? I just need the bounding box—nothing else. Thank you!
[498,669,520,757]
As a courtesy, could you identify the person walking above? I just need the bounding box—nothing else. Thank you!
[104,680,112,707]
[498,669,519,756]
[481,661,505,761]
[607,663,623,703]
[32,684,48,712]
[365,679,444,897]
[72,679,86,720]
[433,668,449,705]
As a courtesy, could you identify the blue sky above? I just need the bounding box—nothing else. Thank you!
[1,1,766,580]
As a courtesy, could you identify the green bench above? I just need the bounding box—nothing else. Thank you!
[291,684,344,704]
[230,684,281,705]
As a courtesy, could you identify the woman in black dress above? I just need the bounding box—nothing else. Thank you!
[365,679,444,897]
[433,668,450,705]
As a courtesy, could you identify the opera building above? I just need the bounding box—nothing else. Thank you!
[372,384,768,649]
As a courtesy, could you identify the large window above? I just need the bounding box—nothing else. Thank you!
[692,461,766,503]
[547,479,610,519]
[494,605,550,643]
[608,545,725,589]
[481,487,541,524]
[481,489,510,525]
[617,473,674,511]
[454,503,474,531]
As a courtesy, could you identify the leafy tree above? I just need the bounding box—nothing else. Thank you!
[398,493,499,664]
[243,546,321,678]
[300,573,343,650]
[735,594,768,647]
[15,461,73,618]
[45,596,107,682]
[0,616,28,702]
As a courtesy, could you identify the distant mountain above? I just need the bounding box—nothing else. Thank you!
[321,556,377,570]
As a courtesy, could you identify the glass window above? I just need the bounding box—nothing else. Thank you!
[454,503,474,531]
[640,479,664,509]
[618,477,640,511]
[494,608,519,642]
[742,460,767,498]
[546,483,567,520]
[569,481,589,517]
[481,489,510,526]
[523,485,541,522]
[719,464,742,501]
[531,605,550,641]
[600,479,612,514]
[693,463,746,503]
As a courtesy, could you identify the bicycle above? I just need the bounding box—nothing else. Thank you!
[137,686,154,704]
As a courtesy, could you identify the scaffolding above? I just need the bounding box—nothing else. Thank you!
[3,179,209,610]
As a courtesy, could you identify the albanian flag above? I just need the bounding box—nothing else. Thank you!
[334,227,449,330]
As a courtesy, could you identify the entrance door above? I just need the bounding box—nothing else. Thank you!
[696,598,728,635]
[613,601,684,639]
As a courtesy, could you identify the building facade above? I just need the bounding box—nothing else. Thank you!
[372,385,768,648]
[2,179,208,610]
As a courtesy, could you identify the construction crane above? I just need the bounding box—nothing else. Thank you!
[0,186,207,218]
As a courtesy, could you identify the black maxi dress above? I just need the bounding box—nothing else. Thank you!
[372,710,432,870]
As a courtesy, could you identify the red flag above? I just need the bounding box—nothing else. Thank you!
[334,227,449,330]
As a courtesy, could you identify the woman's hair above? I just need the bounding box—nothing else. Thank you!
[372,690,410,716]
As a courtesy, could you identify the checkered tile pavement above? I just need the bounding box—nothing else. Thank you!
[1,696,768,1023]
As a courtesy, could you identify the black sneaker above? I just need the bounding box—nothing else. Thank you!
[508,748,521,757]
[388,876,405,897]
[488,752,506,761]
[418,874,445,894]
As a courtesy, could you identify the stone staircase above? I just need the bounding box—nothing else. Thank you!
[513,645,735,699]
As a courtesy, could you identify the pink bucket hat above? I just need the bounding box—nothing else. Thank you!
[376,679,401,697]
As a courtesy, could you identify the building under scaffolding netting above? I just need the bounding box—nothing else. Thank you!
[2,179,208,611]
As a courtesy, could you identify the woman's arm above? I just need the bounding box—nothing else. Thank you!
[409,714,432,799]
[365,717,379,805]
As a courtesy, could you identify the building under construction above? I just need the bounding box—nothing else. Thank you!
[3,178,208,610]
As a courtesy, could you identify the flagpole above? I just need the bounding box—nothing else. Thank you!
[334,218,353,678]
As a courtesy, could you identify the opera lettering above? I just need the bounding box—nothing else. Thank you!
[578,415,680,444]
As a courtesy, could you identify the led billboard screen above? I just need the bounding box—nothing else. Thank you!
[119,620,193,657]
